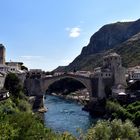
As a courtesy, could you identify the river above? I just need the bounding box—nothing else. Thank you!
[44,95,95,136]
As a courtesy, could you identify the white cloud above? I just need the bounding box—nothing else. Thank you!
[119,19,135,22]
[109,19,136,24]
[66,27,81,38]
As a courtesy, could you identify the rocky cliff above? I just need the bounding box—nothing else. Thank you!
[54,19,140,72]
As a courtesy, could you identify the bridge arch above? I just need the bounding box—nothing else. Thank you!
[41,74,93,96]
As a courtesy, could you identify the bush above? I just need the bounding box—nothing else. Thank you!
[85,119,140,140]
[0,122,19,139]
[17,99,32,113]
[85,120,111,140]
[0,98,18,114]
[4,73,23,98]
[133,111,140,126]
[106,100,140,126]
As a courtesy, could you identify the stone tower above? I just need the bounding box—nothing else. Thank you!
[103,53,122,70]
[0,44,6,64]
[103,53,126,86]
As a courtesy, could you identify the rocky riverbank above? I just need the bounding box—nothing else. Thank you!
[48,90,107,118]
[49,89,89,105]
[29,95,48,113]
[82,98,106,117]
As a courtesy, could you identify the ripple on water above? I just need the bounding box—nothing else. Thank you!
[44,95,95,136]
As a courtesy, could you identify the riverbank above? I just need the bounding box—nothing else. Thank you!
[47,91,109,119]
[48,89,90,105]
[29,95,48,113]
[47,91,107,118]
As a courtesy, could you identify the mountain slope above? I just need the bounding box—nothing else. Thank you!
[54,19,140,72]
[114,32,140,67]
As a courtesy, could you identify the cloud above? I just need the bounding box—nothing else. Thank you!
[119,19,135,22]
[110,19,136,24]
[66,27,81,38]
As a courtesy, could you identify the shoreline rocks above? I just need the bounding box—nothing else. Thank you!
[38,106,48,113]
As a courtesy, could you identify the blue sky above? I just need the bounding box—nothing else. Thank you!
[0,0,140,71]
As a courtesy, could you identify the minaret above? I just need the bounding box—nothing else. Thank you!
[0,44,6,64]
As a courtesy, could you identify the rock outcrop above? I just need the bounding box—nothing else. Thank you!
[54,19,140,72]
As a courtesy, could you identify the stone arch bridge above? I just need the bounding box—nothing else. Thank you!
[24,73,113,99]
[41,74,92,96]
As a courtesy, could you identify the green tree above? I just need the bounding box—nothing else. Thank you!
[4,73,23,98]
[85,119,140,140]
[0,122,19,139]
[21,65,28,71]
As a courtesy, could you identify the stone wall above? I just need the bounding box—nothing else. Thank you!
[24,79,43,96]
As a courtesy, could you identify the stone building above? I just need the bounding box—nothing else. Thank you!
[128,66,140,80]
[0,44,6,65]
[103,53,126,86]
[0,64,9,73]
[6,62,23,72]
[93,53,126,98]
[0,44,26,87]
[0,72,6,90]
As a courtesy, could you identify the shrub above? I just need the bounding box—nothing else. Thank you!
[17,99,32,113]
[0,122,19,139]
[4,73,23,98]
[85,119,140,140]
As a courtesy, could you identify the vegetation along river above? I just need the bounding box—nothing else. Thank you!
[44,95,95,136]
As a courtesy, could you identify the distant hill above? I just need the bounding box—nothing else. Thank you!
[54,19,140,72]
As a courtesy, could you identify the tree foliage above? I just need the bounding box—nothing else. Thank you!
[1,73,140,139]
[4,73,28,104]
[0,98,140,139]
[85,119,140,140]
[21,65,28,71]
[4,73,23,97]
[106,100,140,126]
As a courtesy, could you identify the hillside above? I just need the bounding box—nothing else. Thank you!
[54,19,140,72]
[114,32,140,67]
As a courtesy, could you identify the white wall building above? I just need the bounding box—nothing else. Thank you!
[130,71,140,80]
[0,72,6,90]
[0,64,9,73]
[6,62,23,72]
[128,66,140,80]
[112,84,126,97]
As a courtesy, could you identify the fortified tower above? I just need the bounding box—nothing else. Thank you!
[103,53,121,70]
[0,44,6,64]
[103,53,126,86]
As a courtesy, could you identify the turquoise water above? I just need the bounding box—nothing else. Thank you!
[44,95,94,136]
